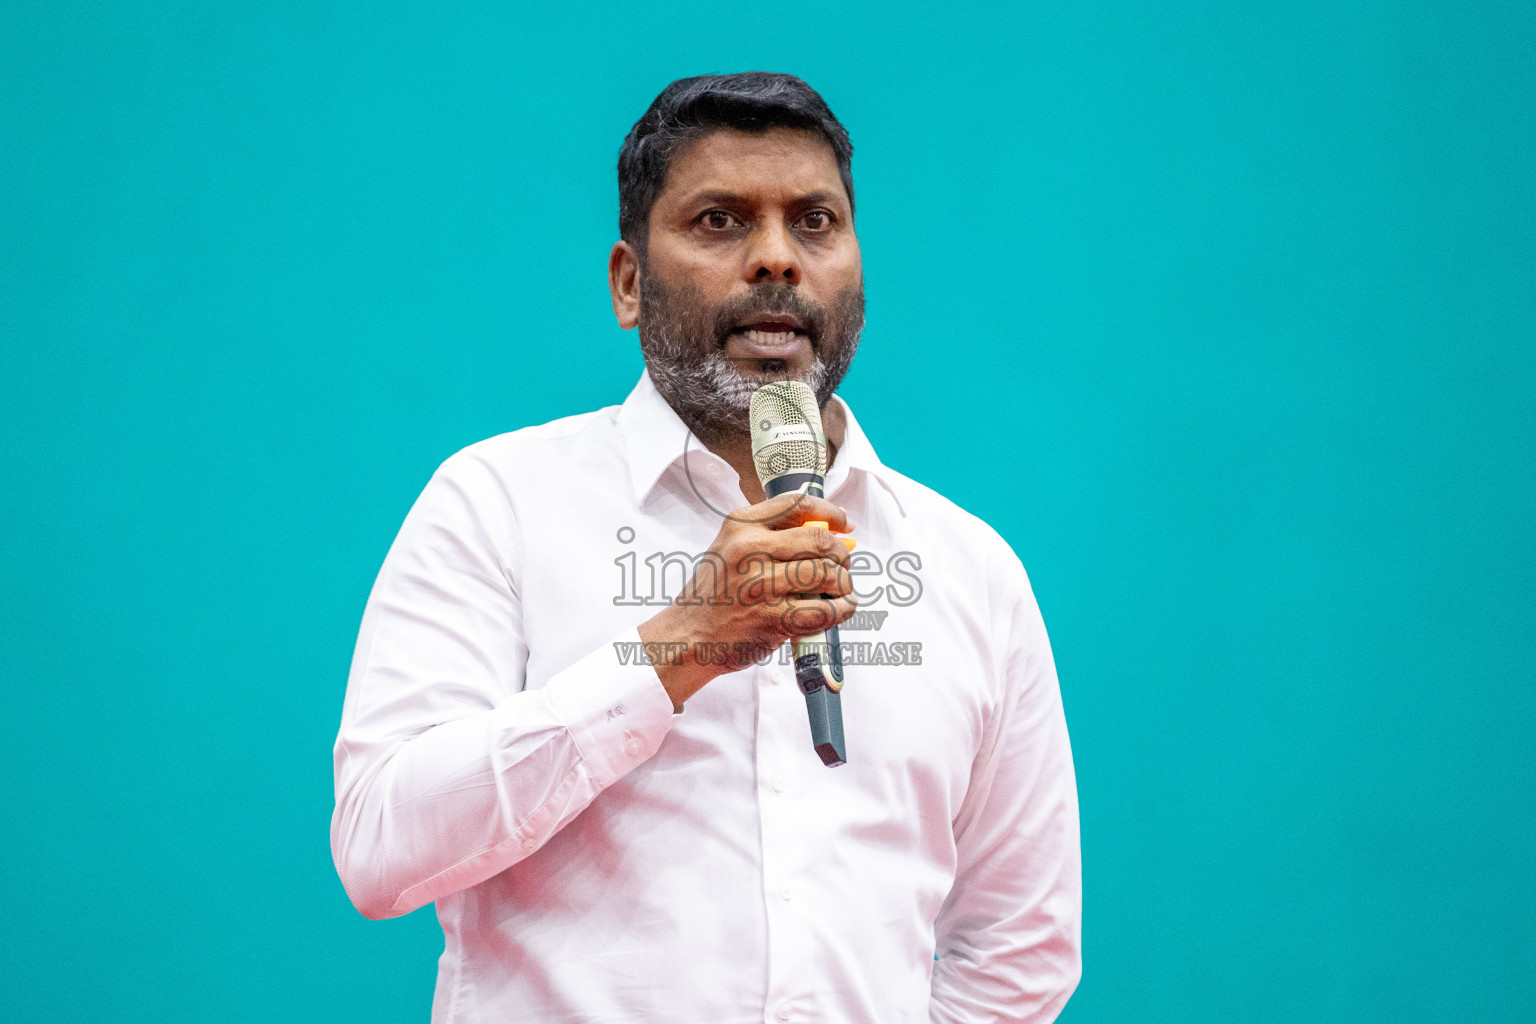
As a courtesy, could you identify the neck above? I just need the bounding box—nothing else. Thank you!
[702,399,847,505]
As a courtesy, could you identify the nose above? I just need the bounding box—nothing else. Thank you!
[746,221,800,284]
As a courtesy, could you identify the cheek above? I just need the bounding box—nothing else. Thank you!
[812,244,862,292]
[682,261,739,292]
[657,247,740,298]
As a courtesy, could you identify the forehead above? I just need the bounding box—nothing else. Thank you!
[657,127,847,206]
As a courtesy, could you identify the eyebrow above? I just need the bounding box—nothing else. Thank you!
[683,190,748,209]
[789,191,840,208]
[682,189,843,210]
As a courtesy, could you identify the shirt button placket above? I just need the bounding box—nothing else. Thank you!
[757,664,811,1024]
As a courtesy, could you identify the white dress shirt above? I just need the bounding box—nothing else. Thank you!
[332,372,1081,1023]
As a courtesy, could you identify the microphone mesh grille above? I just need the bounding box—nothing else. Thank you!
[750,381,826,484]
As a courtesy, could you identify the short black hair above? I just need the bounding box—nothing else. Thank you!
[617,72,855,247]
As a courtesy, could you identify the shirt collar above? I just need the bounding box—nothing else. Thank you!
[614,370,906,516]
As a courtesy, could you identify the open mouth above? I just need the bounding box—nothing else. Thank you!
[728,315,812,357]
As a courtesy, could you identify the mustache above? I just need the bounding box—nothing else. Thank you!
[710,283,825,348]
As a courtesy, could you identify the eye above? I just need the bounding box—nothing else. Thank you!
[700,209,740,231]
[799,209,833,232]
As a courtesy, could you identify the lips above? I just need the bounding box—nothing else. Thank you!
[738,314,808,334]
[730,326,808,360]
[725,313,812,359]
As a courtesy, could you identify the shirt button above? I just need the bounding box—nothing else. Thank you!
[771,776,786,794]
[521,837,536,853]
[779,884,794,901]
[623,733,641,758]
[775,1004,792,1021]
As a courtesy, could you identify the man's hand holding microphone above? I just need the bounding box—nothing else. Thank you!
[636,491,857,712]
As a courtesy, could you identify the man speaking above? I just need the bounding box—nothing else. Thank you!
[332,72,1081,1023]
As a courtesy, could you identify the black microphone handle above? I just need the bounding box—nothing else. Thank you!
[762,473,847,767]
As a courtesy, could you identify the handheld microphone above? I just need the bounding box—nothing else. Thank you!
[750,381,847,767]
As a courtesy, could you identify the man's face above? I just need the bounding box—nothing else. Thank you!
[621,127,864,441]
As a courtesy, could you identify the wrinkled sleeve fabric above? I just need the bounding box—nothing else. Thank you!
[929,554,1082,1023]
[330,451,676,920]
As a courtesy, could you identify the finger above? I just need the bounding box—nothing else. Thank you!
[782,523,851,565]
[732,557,851,606]
[750,493,853,533]
[729,490,821,525]
[800,516,857,553]
[767,557,850,600]
[772,558,853,599]
[733,527,849,568]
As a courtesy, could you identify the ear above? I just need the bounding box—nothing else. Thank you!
[608,240,641,330]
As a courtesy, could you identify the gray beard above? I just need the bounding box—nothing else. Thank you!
[646,345,833,439]
[636,271,863,444]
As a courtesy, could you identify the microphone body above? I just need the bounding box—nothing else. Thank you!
[750,381,847,767]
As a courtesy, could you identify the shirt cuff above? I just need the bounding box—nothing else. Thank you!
[542,627,678,791]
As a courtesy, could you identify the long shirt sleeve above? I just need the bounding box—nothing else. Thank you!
[929,557,1082,1023]
[330,451,677,920]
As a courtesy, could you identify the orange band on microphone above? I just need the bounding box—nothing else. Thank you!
[805,520,828,530]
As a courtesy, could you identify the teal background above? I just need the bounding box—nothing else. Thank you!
[3,1,1531,1020]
